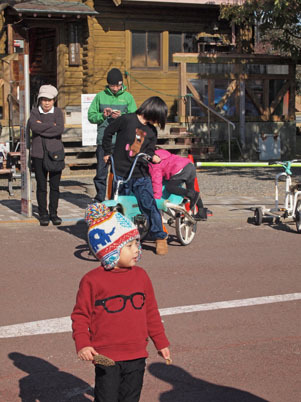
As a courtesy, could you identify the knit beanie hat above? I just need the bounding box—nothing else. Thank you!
[107,68,123,86]
[85,203,141,270]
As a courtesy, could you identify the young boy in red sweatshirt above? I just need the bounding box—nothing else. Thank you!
[71,203,170,402]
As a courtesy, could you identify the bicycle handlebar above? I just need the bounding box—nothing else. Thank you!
[267,160,301,175]
[268,159,301,166]
[109,153,151,184]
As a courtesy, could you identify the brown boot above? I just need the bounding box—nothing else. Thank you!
[156,238,168,255]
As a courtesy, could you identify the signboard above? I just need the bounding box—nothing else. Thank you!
[68,23,80,66]
[19,54,32,217]
[81,94,97,146]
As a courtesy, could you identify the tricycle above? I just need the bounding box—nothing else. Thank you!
[92,153,198,246]
[252,160,301,232]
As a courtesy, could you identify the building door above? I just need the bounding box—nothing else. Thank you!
[28,27,57,107]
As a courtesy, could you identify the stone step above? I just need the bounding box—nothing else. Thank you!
[65,156,97,165]
[64,146,95,153]
[62,124,190,167]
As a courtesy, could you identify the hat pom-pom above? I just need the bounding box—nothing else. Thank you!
[85,202,111,226]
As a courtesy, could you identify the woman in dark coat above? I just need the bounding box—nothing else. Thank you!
[28,85,64,226]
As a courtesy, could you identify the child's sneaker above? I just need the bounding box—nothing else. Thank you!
[156,238,168,255]
[192,207,210,221]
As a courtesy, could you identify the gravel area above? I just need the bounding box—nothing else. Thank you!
[196,166,301,197]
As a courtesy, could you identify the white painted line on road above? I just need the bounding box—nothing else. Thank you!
[159,293,301,316]
[0,293,300,339]
[0,316,72,338]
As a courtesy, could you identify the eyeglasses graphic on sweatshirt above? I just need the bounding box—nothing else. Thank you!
[95,292,145,313]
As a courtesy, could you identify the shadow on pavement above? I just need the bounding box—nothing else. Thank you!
[0,199,22,215]
[0,199,39,219]
[8,352,94,401]
[57,220,87,241]
[57,221,98,262]
[140,242,156,254]
[148,362,269,402]
[74,244,98,262]
[247,216,299,234]
[60,191,93,210]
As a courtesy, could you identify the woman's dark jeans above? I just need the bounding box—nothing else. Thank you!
[33,157,61,217]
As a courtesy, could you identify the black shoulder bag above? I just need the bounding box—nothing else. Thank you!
[42,137,65,172]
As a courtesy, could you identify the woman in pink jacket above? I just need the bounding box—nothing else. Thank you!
[149,149,210,220]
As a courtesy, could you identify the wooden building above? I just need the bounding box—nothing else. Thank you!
[0,0,99,122]
[0,0,236,115]
[0,0,297,160]
[174,52,296,160]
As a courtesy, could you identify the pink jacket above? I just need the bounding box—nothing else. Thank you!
[149,149,191,199]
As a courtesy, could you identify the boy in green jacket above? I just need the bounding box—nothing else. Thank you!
[88,68,136,202]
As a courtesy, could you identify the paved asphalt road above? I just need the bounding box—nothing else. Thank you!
[0,171,300,401]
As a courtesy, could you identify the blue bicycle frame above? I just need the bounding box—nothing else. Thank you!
[103,153,184,214]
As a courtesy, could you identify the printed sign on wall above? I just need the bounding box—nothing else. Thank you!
[81,94,97,146]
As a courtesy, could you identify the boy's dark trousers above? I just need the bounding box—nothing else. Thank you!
[94,145,109,202]
[94,358,146,402]
[114,175,167,240]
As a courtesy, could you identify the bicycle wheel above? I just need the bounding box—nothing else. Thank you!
[295,199,301,233]
[254,207,263,226]
[175,214,197,245]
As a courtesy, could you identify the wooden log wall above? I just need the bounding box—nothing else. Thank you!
[0,12,5,114]
[60,22,84,107]
[82,0,230,113]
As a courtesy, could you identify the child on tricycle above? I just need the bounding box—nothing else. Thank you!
[149,149,211,221]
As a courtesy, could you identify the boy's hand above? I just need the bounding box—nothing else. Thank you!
[158,347,172,364]
[103,108,112,117]
[111,110,121,119]
[103,155,111,164]
[78,346,98,361]
[152,155,161,164]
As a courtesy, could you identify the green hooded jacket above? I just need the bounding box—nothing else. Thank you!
[87,85,137,145]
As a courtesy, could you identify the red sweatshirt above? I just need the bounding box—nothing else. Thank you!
[71,265,169,361]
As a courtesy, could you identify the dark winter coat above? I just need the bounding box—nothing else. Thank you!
[28,107,64,159]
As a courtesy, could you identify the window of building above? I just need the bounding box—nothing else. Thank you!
[187,79,236,117]
[169,32,198,67]
[132,31,161,68]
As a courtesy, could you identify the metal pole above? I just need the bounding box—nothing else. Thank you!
[207,109,210,146]
[239,80,246,149]
[24,54,32,216]
[228,123,231,162]
[24,55,30,122]
[19,53,32,217]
